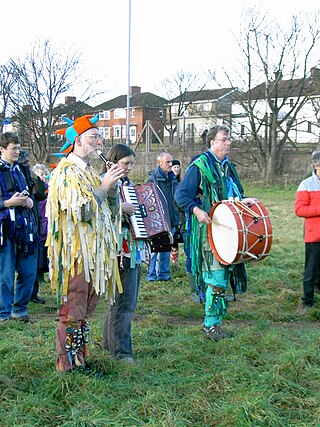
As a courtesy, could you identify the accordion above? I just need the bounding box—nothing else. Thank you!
[120,182,173,252]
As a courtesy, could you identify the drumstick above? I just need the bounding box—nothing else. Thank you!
[234,201,260,219]
[211,219,233,230]
[234,201,258,216]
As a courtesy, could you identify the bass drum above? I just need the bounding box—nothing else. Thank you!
[207,198,272,265]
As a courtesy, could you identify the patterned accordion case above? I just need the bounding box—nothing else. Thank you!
[120,182,173,252]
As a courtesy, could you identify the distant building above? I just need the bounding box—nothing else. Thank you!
[90,86,167,145]
[164,88,240,145]
[232,67,320,144]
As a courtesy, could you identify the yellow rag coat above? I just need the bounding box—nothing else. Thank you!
[45,155,122,305]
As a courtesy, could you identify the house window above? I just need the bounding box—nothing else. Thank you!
[98,127,104,138]
[202,102,212,112]
[131,108,135,118]
[104,127,110,139]
[289,99,294,108]
[171,105,179,115]
[114,108,126,119]
[114,126,121,138]
[307,121,312,133]
[113,125,126,139]
[99,110,110,120]
[159,109,163,119]
[98,126,110,139]
[241,125,245,136]
[58,114,67,125]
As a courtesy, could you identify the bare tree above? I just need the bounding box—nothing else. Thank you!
[7,40,97,162]
[0,63,18,133]
[220,9,320,183]
[158,70,207,146]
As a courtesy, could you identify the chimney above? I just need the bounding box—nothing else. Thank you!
[130,86,141,96]
[65,96,76,105]
[310,67,320,81]
[274,71,283,82]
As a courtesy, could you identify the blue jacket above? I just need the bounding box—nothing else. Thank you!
[174,163,202,216]
[0,160,38,255]
[146,166,180,228]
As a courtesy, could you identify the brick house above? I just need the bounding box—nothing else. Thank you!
[89,86,167,145]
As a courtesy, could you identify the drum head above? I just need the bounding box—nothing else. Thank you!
[209,203,239,264]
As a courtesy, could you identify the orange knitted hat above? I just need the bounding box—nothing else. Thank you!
[55,114,99,153]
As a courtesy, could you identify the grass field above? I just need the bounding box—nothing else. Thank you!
[1,183,320,427]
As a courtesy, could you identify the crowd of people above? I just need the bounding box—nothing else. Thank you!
[1,115,319,373]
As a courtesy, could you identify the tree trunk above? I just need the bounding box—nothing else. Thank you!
[264,132,278,184]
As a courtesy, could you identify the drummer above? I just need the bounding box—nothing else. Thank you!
[175,125,246,341]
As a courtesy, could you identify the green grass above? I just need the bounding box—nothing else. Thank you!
[1,184,320,426]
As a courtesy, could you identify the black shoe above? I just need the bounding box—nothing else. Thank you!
[31,296,46,304]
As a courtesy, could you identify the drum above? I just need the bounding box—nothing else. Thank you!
[207,198,272,265]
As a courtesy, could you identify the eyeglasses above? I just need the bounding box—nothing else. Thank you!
[7,147,21,152]
[213,137,233,143]
[85,134,102,141]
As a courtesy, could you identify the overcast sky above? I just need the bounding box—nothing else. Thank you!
[1,0,319,104]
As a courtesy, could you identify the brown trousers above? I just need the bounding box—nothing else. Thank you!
[55,269,99,372]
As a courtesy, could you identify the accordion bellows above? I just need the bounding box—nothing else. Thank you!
[121,182,173,252]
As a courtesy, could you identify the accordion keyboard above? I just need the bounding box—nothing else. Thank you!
[121,185,148,239]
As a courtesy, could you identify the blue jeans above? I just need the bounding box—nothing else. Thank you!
[0,238,38,320]
[146,227,175,281]
[102,256,141,359]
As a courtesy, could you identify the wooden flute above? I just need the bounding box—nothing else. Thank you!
[96,149,127,184]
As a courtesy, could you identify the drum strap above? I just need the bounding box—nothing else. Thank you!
[194,160,216,185]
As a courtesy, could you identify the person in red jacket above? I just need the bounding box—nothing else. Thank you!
[295,149,320,313]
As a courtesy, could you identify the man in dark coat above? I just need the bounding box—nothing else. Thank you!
[146,152,179,281]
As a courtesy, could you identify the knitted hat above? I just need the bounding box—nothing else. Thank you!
[172,160,181,167]
[19,150,30,165]
[55,114,99,153]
